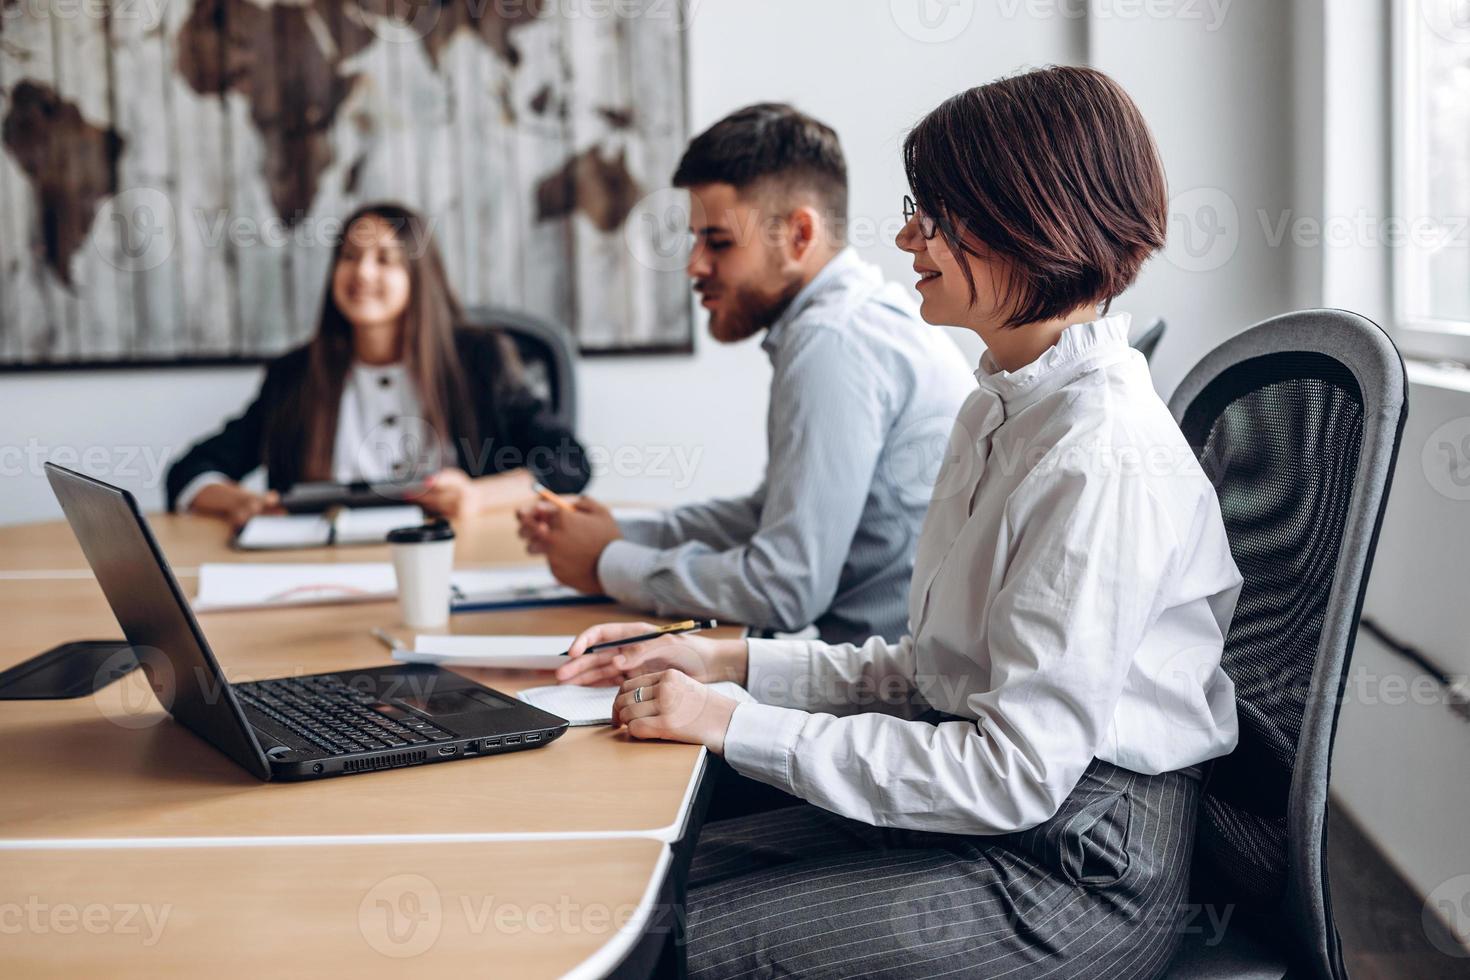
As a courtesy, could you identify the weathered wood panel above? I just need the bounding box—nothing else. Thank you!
[107,0,184,357]
[165,0,237,355]
[0,0,691,366]
[0,5,53,360]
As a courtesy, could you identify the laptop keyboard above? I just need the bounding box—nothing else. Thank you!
[234,676,457,757]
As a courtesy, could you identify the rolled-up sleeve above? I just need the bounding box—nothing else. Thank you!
[596,330,890,633]
[721,465,1182,835]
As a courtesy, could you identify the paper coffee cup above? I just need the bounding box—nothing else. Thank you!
[387,520,456,629]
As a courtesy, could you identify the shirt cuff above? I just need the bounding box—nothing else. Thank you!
[596,539,661,609]
[611,510,668,548]
[744,638,817,707]
[722,701,807,796]
[175,471,230,513]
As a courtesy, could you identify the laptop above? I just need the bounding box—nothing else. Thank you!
[45,463,569,781]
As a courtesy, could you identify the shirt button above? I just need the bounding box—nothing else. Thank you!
[384,415,397,427]
[379,375,392,388]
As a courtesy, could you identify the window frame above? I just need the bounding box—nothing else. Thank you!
[1392,0,1470,364]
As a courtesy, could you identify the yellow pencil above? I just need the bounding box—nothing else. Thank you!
[533,483,575,512]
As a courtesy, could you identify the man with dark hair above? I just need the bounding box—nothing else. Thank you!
[517,103,973,646]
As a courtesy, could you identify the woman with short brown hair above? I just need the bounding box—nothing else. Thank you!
[556,67,1243,977]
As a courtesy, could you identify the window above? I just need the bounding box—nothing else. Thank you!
[1396,1,1470,356]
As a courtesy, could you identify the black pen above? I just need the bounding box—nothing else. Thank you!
[563,618,717,657]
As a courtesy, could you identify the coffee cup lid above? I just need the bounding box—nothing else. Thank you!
[386,519,455,544]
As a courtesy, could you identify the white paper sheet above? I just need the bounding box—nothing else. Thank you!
[235,515,333,550]
[191,562,570,613]
[333,505,425,545]
[396,634,577,670]
[193,563,399,611]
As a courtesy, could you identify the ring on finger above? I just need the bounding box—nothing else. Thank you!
[633,686,645,704]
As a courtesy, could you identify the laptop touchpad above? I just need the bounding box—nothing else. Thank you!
[396,691,501,716]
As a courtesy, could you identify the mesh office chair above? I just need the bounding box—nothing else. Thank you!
[1133,316,1167,362]
[1163,310,1407,979]
[463,304,579,430]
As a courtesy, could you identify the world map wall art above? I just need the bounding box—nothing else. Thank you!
[0,0,694,367]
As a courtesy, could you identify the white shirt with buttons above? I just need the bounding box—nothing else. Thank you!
[174,362,449,509]
[721,314,1245,836]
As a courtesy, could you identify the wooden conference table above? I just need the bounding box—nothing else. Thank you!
[0,510,739,977]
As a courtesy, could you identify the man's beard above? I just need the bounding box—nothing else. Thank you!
[705,273,805,344]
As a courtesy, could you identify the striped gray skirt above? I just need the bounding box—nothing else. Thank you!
[685,757,1204,979]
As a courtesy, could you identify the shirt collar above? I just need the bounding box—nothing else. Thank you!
[975,312,1135,414]
[761,247,866,356]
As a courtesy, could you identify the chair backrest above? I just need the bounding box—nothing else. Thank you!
[1132,316,1167,362]
[1166,310,1407,979]
[463,305,578,430]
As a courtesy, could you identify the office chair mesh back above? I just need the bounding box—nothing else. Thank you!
[1178,352,1364,910]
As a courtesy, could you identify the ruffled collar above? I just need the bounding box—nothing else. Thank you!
[975,313,1134,413]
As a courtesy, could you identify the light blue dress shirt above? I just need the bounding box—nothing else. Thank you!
[596,248,975,645]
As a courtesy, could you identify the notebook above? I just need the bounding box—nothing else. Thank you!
[517,681,753,726]
[234,505,425,550]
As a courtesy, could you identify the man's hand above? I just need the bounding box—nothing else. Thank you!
[611,669,740,754]
[555,621,749,687]
[190,483,284,531]
[524,497,622,594]
[514,501,560,555]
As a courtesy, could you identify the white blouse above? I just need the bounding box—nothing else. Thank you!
[722,314,1244,835]
[330,363,450,484]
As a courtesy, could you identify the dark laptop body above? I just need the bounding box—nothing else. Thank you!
[45,463,568,781]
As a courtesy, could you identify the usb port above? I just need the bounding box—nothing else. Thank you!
[482,737,502,749]
[524,732,540,743]
[504,735,521,745]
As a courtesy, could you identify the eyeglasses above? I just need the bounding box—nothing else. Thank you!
[902,195,939,240]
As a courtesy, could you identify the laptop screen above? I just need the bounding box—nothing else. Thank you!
[44,464,271,780]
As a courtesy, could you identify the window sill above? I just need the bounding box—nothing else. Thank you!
[1392,322,1470,369]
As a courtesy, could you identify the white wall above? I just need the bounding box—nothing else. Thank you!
[1090,0,1297,395]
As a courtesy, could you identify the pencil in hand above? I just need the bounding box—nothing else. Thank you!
[532,483,575,512]
[563,619,717,657]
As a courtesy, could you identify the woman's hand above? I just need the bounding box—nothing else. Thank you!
[190,483,283,530]
[416,468,476,518]
[555,621,749,688]
[611,669,740,754]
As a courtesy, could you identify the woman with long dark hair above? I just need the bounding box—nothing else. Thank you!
[553,67,1243,977]
[167,203,590,526]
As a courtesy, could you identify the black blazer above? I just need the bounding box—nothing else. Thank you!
[165,327,591,509]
